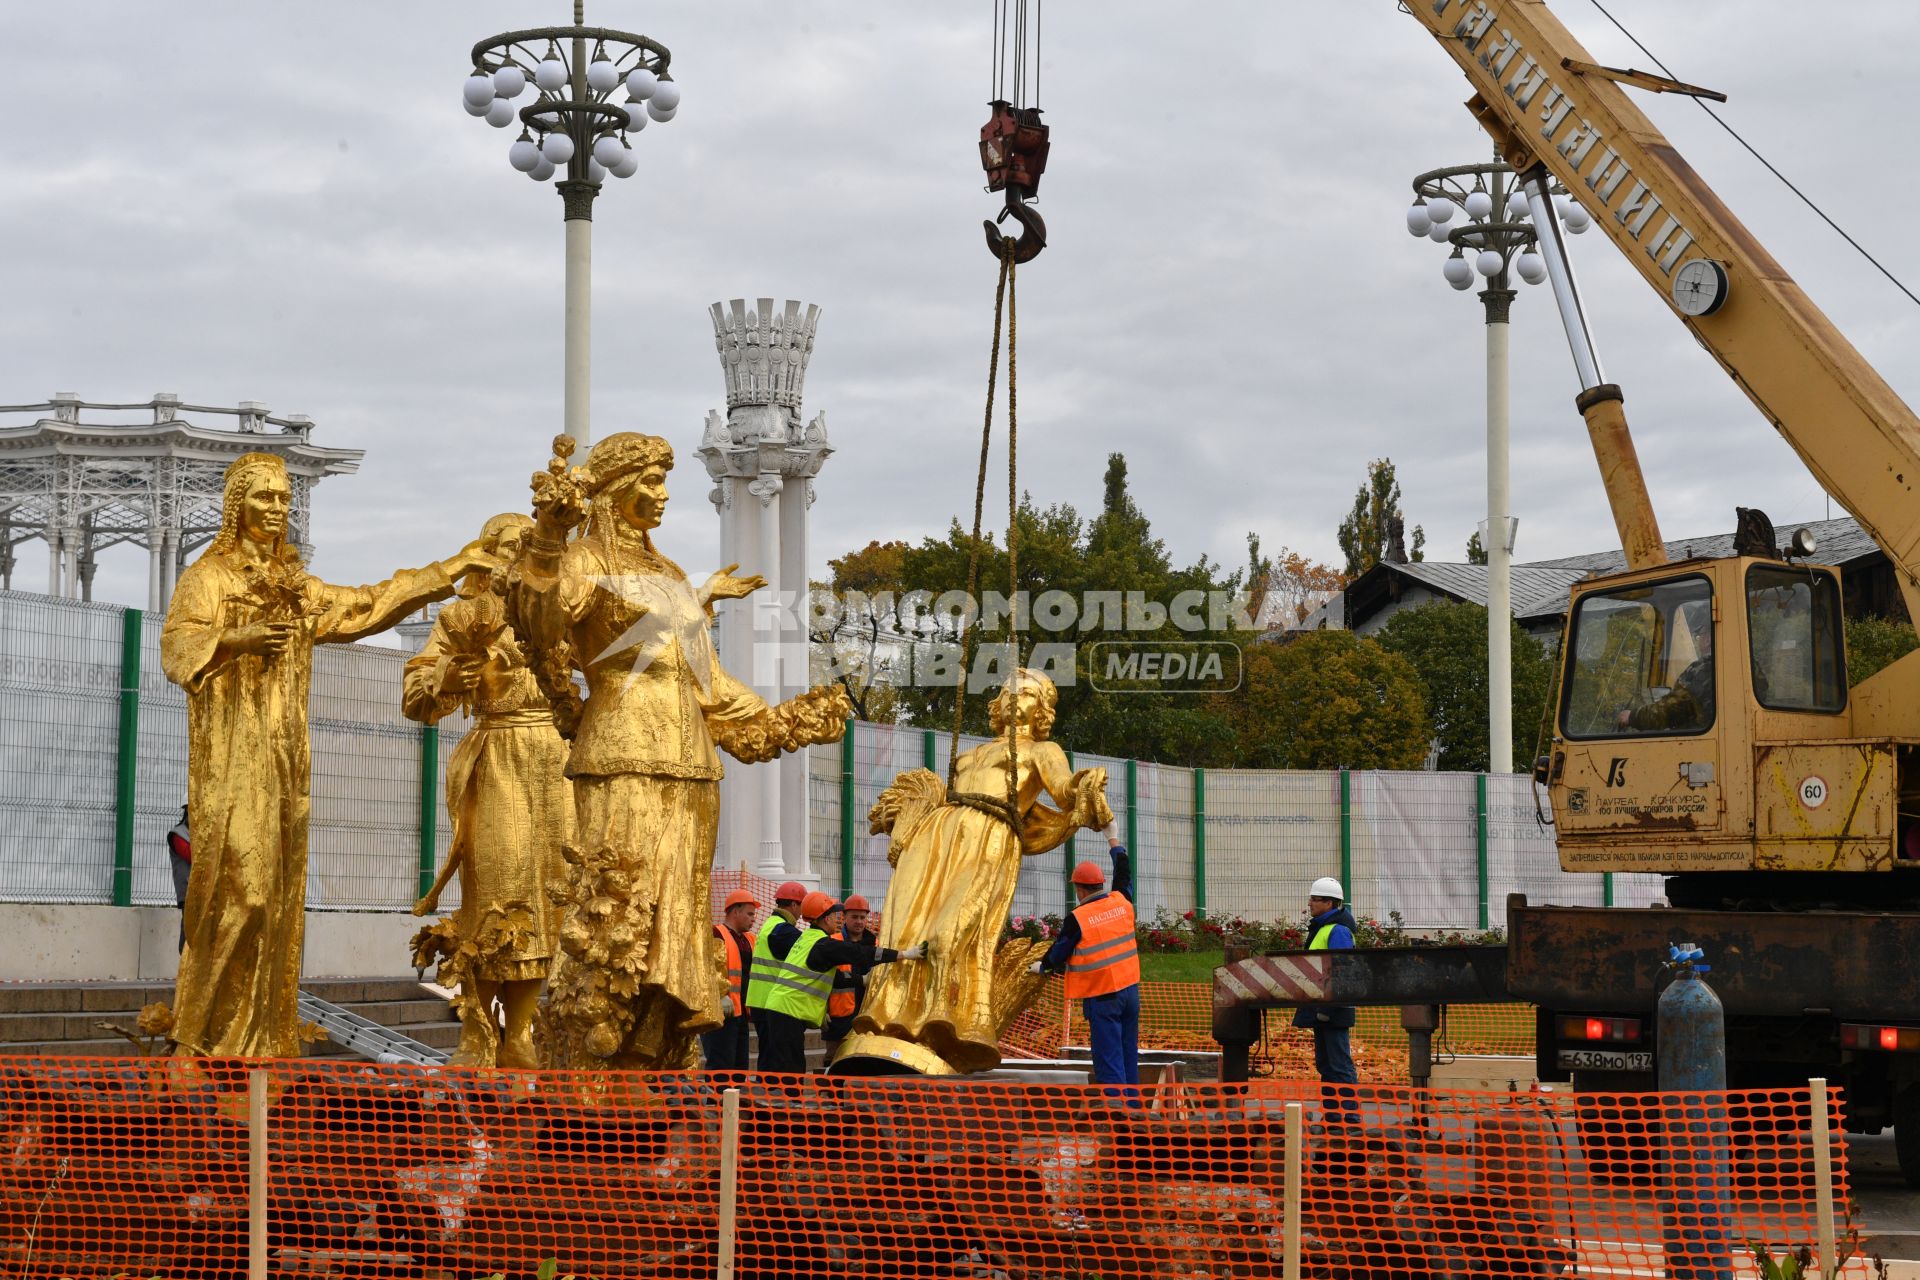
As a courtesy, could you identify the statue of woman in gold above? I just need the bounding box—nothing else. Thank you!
[403,512,574,1069]
[510,433,851,1070]
[839,669,1112,1075]
[160,452,498,1057]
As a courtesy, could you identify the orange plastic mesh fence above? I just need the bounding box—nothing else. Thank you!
[0,1057,1859,1280]
[1001,981,1535,1078]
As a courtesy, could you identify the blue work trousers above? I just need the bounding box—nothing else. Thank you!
[1313,1025,1359,1123]
[1084,984,1140,1090]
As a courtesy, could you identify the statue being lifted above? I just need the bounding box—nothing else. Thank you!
[837,668,1112,1075]
[161,452,498,1057]
[510,433,852,1070]
[404,512,575,1069]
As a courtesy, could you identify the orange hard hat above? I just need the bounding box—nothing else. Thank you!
[801,891,838,922]
[843,894,871,913]
[1071,860,1106,887]
[775,880,807,904]
[723,889,759,911]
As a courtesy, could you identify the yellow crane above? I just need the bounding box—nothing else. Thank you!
[1403,0,1920,908]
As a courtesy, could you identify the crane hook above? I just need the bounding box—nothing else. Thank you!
[979,99,1050,264]
[984,187,1047,264]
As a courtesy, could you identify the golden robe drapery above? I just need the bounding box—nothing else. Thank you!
[854,734,1110,1073]
[402,592,574,984]
[161,554,454,1057]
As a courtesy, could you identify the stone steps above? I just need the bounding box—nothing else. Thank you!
[0,977,460,1059]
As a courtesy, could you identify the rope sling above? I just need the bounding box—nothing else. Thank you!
[946,236,1022,828]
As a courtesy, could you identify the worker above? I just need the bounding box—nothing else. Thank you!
[165,804,191,952]
[1036,829,1139,1091]
[747,890,922,1073]
[702,888,760,1071]
[1620,608,1716,732]
[745,880,808,1069]
[1296,876,1359,1124]
[824,893,878,1051]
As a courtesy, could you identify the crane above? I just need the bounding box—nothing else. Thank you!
[1215,2,1920,1182]
[1400,0,1920,911]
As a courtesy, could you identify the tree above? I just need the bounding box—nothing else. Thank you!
[812,539,912,722]
[1247,534,1347,631]
[1337,458,1424,577]
[1227,631,1431,770]
[820,452,1248,766]
[1465,530,1487,565]
[1376,602,1554,772]
[1846,616,1920,686]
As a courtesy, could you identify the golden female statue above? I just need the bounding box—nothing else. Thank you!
[160,452,498,1057]
[838,669,1112,1075]
[510,433,851,1069]
[404,512,574,1069]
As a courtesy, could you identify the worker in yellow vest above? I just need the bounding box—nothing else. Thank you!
[1295,875,1358,1124]
[747,891,922,1072]
[702,888,760,1070]
[1035,830,1139,1087]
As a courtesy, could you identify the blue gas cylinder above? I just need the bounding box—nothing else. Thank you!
[1657,943,1726,1091]
[1657,943,1733,1280]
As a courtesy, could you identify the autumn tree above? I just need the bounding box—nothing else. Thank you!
[1375,602,1554,772]
[812,539,912,722]
[820,453,1248,766]
[1227,631,1431,770]
[1337,458,1425,577]
[1245,534,1346,631]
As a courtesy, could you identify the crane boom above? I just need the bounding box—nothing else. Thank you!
[1403,0,1920,623]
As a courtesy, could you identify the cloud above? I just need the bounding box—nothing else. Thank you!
[6,1,1918,611]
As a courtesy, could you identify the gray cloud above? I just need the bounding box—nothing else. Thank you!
[6,2,1917,609]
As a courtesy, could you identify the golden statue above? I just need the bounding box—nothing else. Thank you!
[509,433,852,1069]
[403,512,574,1069]
[160,452,498,1057]
[836,669,1112,1075]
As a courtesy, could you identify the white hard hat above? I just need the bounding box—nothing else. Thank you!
[1309,876,1345,901]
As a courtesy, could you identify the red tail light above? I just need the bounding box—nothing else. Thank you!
[1840,1023,1920,1052]
[1558,1015,1643,1044]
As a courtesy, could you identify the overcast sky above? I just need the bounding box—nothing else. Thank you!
[8,2,1919,611]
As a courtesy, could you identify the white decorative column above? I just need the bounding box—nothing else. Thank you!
[698,299,834,884]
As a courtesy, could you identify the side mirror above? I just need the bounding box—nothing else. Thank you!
[1533,755,1552,785]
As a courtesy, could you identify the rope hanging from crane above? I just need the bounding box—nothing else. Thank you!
[947,238,1020,812]
[979,0,1049,264]
[946,2,1042,814]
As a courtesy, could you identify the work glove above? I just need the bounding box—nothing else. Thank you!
[898,942,928,961]
[1027,961,1045,975]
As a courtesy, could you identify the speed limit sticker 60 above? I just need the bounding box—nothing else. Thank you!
[1799,776,1829,809]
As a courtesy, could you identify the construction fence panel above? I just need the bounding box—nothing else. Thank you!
[130,610,189,907]
[306,642,426,911]
[1200,769,1342,924]
[0,1055,1863,1280]
[1134,759,1195,921]
[1353,770,1479,930]
[0,593,124,903]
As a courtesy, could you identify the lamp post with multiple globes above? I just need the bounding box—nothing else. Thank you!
[1406,156,1590,772]
[462,2,680,446]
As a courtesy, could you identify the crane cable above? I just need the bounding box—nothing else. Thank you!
[1585,0,1920,310]
[948,235,1020,814]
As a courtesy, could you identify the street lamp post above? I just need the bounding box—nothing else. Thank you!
[1406,155,1591,773]
[464,2,680,447]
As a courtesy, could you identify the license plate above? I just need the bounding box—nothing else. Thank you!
[1557,1048,1652,1072]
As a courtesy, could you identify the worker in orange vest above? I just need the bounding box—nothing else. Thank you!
[702,888,760,1071]
[1036,829,1138,1088]
[824,893,877,1050]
